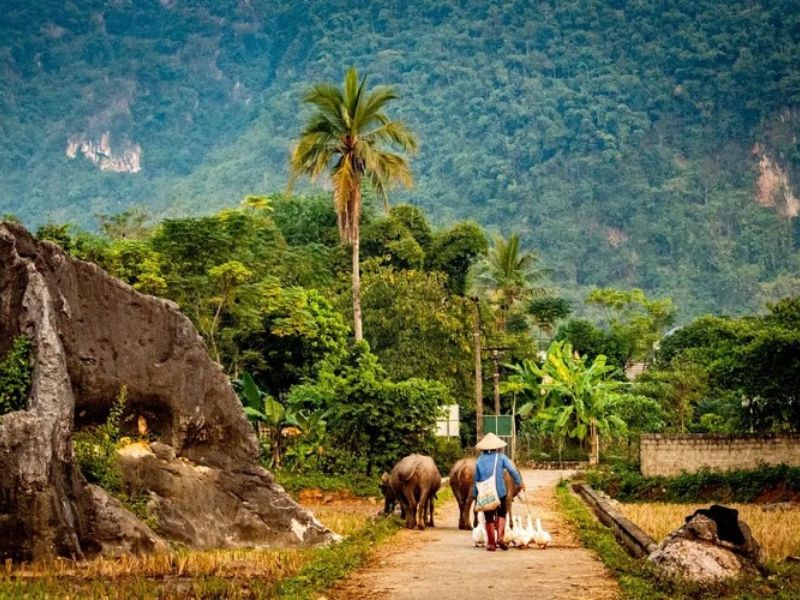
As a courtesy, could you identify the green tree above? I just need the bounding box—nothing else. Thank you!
[527,297,572,347]
[235,284,349,398]
[206,260,253,361]
[555,318,626,369]
[712,327,800,432]
[633,360,708,432]
[469,232,551,330]
[510,341,627,465]
[358,260,473,399]
[586,288,675,367]
[288,342,447,475]
[289,67,418,342]
[426,222,489,295]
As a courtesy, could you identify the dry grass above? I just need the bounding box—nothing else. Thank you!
[0,500,377,584]
[620,502,800,562]
[4,548,309,581]
[305,502,376,536]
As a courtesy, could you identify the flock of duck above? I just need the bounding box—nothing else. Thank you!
[472,511,551,549]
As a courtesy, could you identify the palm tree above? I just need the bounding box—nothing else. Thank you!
[289,68,417,341]
[469,232,551,330]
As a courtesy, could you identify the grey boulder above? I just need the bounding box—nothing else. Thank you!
[0,222,335,560]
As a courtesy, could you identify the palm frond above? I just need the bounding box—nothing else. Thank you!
[363,120,418,152]
[290,68,417,244]
[356,86,400,129]
[303,84,347,130]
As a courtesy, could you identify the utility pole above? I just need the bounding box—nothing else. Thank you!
[492,348,501,415]
[472,297,483,440]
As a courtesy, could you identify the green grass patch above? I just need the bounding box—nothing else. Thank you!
[556,481,663,599]
[556,481,800,599]
[274,470,381,498]
[587,462,800,503]
[435,482,454,508]
[274,515,401,599]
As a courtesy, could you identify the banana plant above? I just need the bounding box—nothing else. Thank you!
[238,372,300,468]
[507,341,627,464]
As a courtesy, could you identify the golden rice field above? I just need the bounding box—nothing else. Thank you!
[0,498,378,598]
[620,502,800,562]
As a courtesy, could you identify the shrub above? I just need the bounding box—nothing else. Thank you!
[0,336,32,415]
[73,386,128,493]
[288,342,449,475]
[73,387,153,523]
[588,462,800,503]
[274,471,379,498]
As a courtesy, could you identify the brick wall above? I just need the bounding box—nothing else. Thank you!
[639,434,800,477]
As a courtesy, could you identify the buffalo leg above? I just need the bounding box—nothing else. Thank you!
[463,498,475,530]
[401,489,417,529]
[426,494,435,527]
[416,489,430,530]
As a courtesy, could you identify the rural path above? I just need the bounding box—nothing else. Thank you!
[330,470,619,600]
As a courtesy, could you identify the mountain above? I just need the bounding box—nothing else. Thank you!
[2,0,800,318]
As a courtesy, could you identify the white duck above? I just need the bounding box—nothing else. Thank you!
[502,517,513,547]
[524,515,537,548]
[517,517,533,548]
[532,518,552,548]
[472,511,487,547]
[510,515,525,547]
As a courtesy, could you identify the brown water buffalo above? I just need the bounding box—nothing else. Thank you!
[381,454,442,530]
[449,456,521,530]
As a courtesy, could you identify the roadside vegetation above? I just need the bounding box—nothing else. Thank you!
[557,482,800,600]
[0,500,400,599]
[587,463,800,503]
[619,502,800,562]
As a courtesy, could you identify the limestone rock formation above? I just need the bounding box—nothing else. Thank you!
[0,222,335,560]
[648,505,763,583]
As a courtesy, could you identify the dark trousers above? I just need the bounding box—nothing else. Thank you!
[483,496,507,524]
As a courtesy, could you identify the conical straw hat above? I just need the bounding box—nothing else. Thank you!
[476,432,507,450]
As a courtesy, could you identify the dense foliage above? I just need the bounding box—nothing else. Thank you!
[32,195,799,468]
[588,462,800,504]
[512,289,798,460]
[637,297,800,433]
[0,336,32,415]
[33,198,518,472]
[3,1,800,319]
[509,340,627,464]
[288,343,450,475]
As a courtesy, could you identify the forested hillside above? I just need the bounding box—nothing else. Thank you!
[2,0,800,318]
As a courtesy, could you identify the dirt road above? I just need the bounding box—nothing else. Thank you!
[331,470,619,600]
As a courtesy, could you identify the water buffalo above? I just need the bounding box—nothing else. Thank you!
[381,454,441,530]
[449,456,521,530]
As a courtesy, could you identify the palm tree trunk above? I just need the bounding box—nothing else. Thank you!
[472,297,483,439]
[590,420,600,465]
[352,229,363,342]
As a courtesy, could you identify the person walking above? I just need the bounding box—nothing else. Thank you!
[473,433,524,551]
